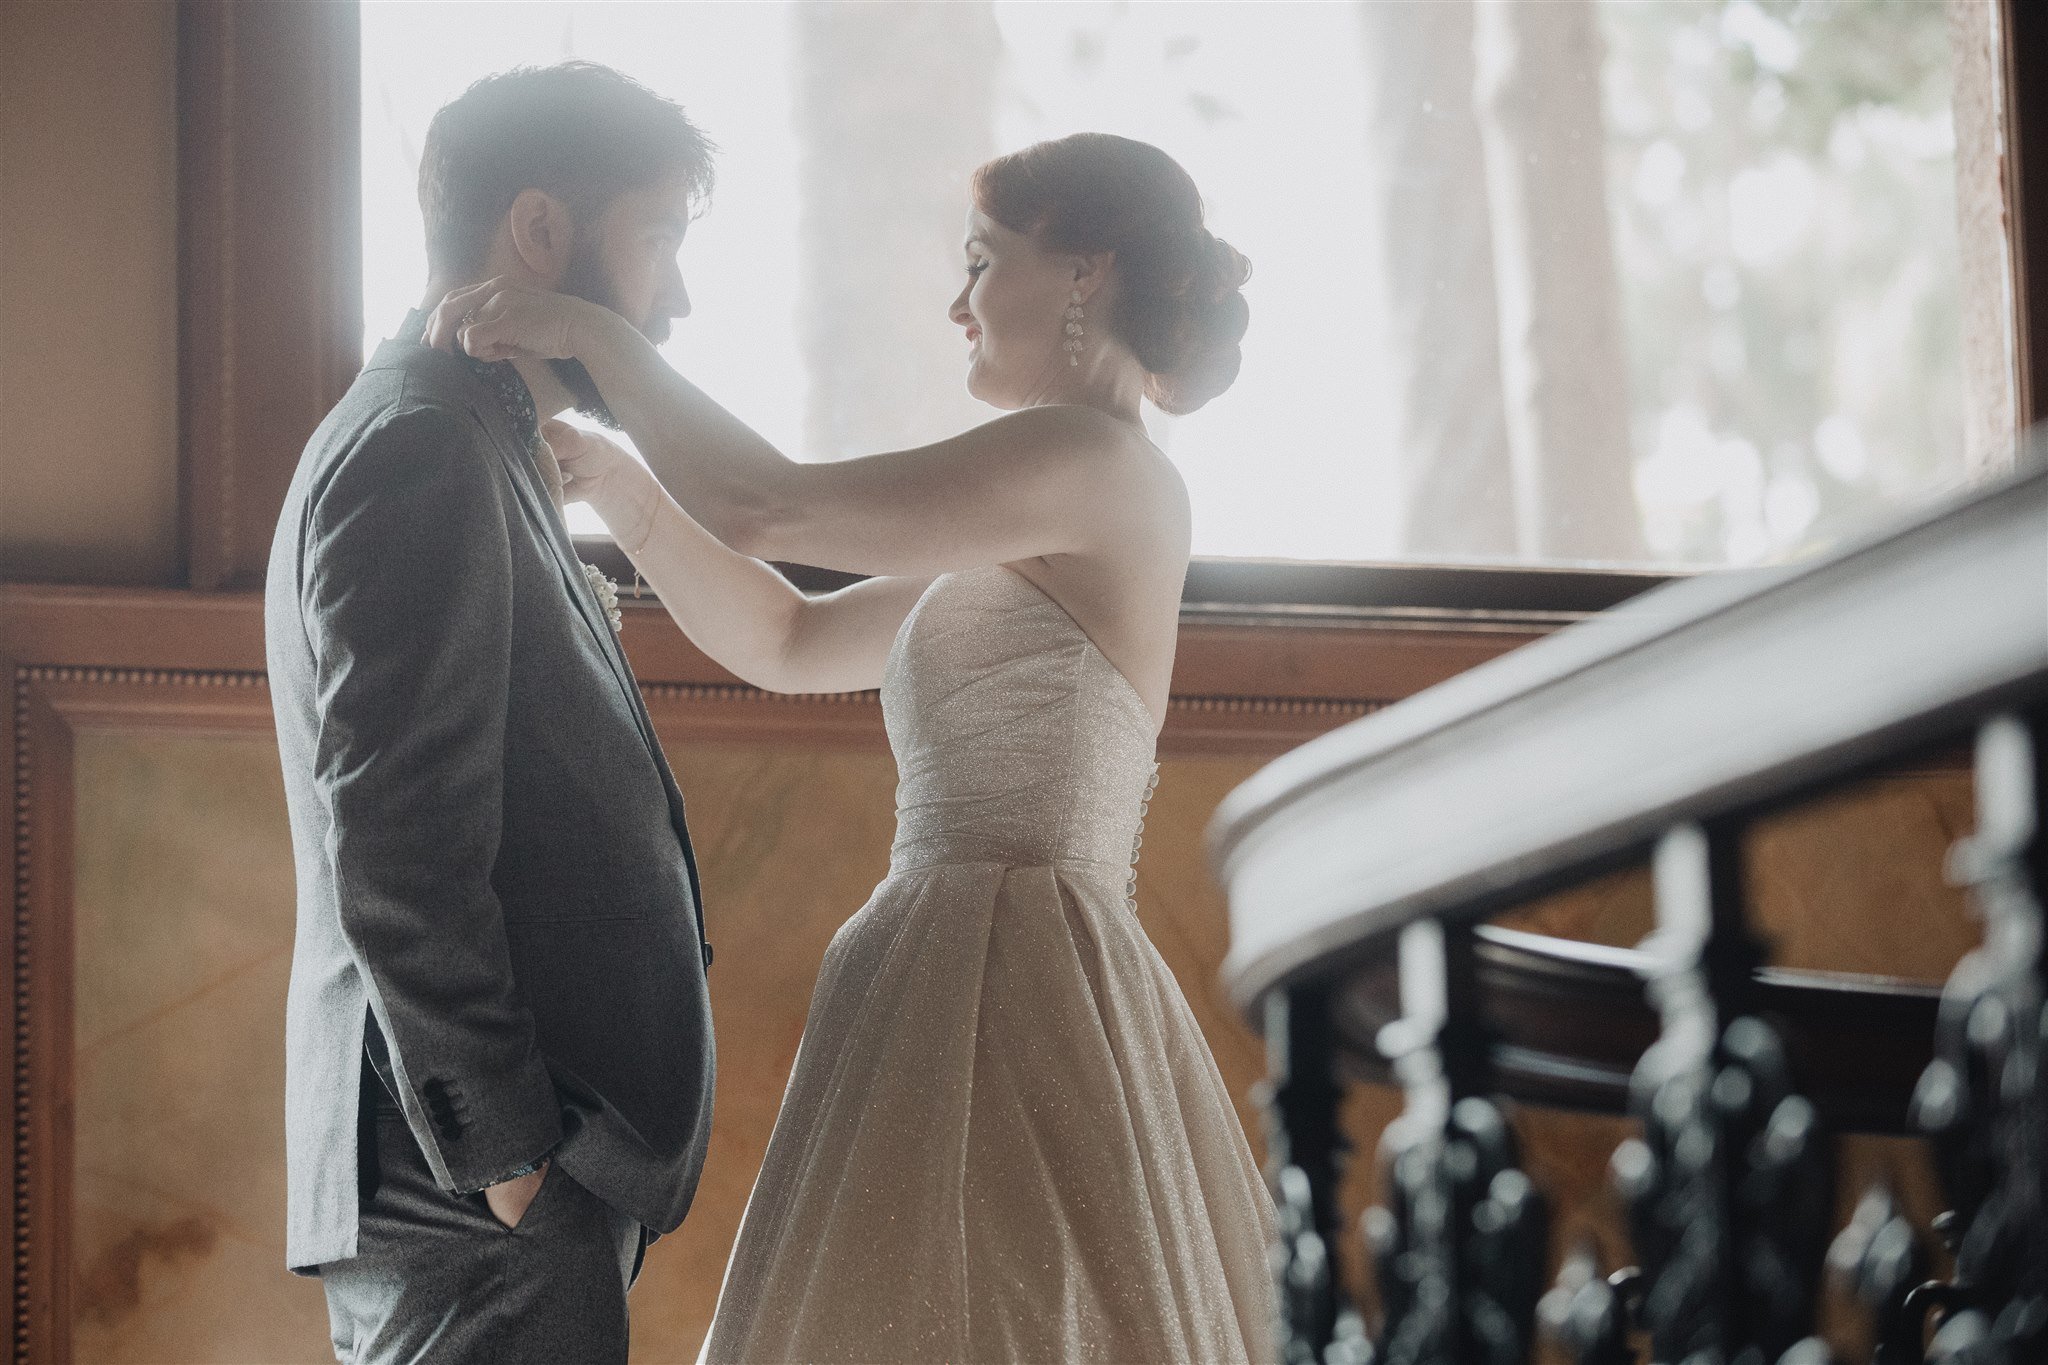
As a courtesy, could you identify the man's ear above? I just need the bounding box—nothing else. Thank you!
[506,188,576,285]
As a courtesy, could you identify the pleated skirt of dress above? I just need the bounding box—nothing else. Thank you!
[698,860,1280,1365]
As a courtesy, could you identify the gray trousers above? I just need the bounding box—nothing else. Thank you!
[320,1099,645,1365]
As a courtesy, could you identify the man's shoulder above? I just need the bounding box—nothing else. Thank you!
[304,376,473,479]
[314,341,501,463]
[299,358,505,521]
[358,336,490,415]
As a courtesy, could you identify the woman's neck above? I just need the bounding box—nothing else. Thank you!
[1028,354,1146,428]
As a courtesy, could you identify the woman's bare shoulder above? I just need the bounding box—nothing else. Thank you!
[984,404,1184,496]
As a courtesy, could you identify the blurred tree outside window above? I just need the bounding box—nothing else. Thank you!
[362,0,2007,570]
[1599,0,1994,567]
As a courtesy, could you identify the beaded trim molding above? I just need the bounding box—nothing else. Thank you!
[10,664,271,1352]
[10,668,31,1359]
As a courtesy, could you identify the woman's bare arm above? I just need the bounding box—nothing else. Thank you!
[446,282,1175,579]
[580,314,1166,576]
[551,422,930,694]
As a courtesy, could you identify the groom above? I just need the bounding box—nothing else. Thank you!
[265,63,716,1362]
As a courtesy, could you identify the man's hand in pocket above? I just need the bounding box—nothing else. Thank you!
[483,1160,549,1230]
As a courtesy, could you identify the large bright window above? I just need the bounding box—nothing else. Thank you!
[362,1,2005,569]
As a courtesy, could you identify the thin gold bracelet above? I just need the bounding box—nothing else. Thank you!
[621,492,663,559]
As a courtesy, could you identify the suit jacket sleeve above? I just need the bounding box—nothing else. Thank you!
[303,403,562,1193]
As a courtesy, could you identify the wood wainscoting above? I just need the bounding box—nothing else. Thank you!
[1,583,1545,1362]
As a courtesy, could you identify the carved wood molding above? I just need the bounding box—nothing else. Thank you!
[635,680,1385,756]
[0,665,1379,1365]
[7,671,27,1365]
[7,665,274,1364]
[0,582,1539,1358]
[0,586,1537,758]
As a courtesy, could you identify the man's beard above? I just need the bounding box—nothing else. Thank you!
[550,235,672,430]
[546,356,619,430]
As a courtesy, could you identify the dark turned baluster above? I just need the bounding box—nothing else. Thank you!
[1261,984,1348,1364]
[1903,711,2048,1362]
[1364,919,1549,1365]
[1580,821,1833,1365]
[1540,1247,1640,1365]
[1827,1187,1932,1363]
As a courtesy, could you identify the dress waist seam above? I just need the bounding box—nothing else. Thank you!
[885,855,1130,878]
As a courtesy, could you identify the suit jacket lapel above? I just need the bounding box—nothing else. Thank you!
[370,337,641,729]
[361,336,713,966]
[473,401,635,691]
[467,398,700,864]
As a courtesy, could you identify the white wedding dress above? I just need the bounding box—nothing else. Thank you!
[700,564,1279,1364]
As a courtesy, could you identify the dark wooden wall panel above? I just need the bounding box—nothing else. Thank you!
[0,584,1549,1361]
[178,1,362,591]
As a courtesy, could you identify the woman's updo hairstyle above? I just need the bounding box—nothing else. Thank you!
[971,133,1251,415]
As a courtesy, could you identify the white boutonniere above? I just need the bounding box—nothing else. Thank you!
[581,562,624,634]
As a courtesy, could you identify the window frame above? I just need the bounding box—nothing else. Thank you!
[179,0,2048,615]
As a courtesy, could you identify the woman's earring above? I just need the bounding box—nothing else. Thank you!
[1063,290,1085,366]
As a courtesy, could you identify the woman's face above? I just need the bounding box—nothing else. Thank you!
[948,208,1078,409]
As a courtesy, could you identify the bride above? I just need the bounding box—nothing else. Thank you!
[433,131,1276,1364]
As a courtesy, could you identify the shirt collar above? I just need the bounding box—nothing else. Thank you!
[397,308,541,454]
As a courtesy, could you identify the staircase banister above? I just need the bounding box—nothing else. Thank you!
[1212,453,2048,1016]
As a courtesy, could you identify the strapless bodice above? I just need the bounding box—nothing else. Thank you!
[881,565,1159,880]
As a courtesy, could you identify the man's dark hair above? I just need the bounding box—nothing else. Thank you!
[419,61,716,278]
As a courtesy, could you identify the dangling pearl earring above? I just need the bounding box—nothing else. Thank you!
[1062,289,1085,366]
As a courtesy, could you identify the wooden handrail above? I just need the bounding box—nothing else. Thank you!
[1211,451,2048,1013]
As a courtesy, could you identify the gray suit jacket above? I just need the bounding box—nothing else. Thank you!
[265,336,714,1272]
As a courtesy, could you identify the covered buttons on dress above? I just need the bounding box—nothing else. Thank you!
[1126,763,1161,911]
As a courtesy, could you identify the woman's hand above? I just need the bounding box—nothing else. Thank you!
[423,276,610,365]
[543,419,661,551]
